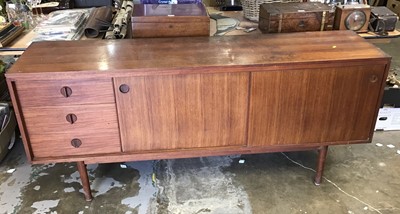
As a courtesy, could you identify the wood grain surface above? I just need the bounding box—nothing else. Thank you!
[5,31,391,166]
[22,104,121,158]
[6,31,389,77]
[14,79,115,107]
[132,22,210,38]
[248,65,385,146]
[114,72,248,152]
[259,2,333,33]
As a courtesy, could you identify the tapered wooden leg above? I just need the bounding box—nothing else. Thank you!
[77,161,93,201]
[314,146,328,186]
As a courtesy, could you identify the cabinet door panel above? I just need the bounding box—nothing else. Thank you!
[115,73,249,152]
[249,65,385,146]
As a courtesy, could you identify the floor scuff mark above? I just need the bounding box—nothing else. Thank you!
[281,152,384,214]
[0,157,33,213]
[157,156,252,214]
[121,161,158,214]
[31,199,60,214]
[63,187,75,193]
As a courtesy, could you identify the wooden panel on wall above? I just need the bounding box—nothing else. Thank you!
[248,65,385,146]
[114,73,249,152]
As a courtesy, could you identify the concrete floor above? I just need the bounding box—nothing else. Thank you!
[1,35,400,214]
[1,132,400,214]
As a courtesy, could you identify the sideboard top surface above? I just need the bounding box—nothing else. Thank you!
[7,31,390,76]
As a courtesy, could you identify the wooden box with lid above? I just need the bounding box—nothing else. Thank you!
[6,31,391,201]
[259,2,334,33]
[131,3,210,38]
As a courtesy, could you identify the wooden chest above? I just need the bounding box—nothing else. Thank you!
[131,3,210,38]
[259,2,334,33]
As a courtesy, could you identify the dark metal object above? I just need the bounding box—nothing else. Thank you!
[0,48,26,52]
[369,6,398,34]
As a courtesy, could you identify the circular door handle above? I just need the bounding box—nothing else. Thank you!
[66,114,77,124]
[119,84,130,93]
[71,139,82,148]
[60,86,73,97]
[369,75,378,83]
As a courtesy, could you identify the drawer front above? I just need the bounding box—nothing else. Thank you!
[14,79,115,107]
[22,104,121,158]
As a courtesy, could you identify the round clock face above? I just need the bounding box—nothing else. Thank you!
[345,10,367,31]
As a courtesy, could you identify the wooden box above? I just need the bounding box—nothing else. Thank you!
[333,4,371,33]
[259,2,334,33]
[131,3,210,38]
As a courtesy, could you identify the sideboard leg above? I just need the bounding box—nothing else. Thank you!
[77,161,93,201]
[314,146,328,186]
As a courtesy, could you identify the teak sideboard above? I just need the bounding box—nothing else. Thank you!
[6,31,391,201]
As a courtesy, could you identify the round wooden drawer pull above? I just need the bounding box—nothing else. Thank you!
[71,139,82,148]
[60,86,73,97]
[119,84,130,93]
[66,114,77,124]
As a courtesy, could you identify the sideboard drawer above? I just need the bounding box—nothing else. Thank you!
[22,104,118,131]
[30,133,121,158]
[22,104,121,158]
[14,79,115,107]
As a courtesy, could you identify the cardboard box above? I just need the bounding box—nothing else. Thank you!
[387,0,400,16]
[375,107,400,131]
